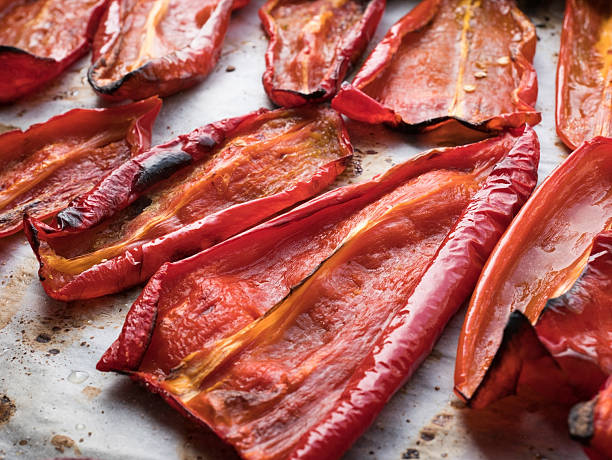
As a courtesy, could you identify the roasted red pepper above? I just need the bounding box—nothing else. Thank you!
[88,0,248,100]
[466,231,612,457]
[332,0,540,136]
[25,106,351,301]
[455,137,612,406]
[99,126,539,460]
[259,0,385,107]
[0,97,161,238]
[0,0,109,103]
[557,0,612,150]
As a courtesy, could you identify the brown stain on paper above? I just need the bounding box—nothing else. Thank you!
[0,395,16,424]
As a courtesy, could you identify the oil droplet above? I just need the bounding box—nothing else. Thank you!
[463,85,476,93]
[75,423,86,431]
[67,370,89,384]
[497,56,510,65]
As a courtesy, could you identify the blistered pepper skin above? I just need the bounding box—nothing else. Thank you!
[25,107,352,301]
[332,0,540,137]
[99,126,539,460]
[0,97,161,237]
[88,0,249,100]
[0,0,109,102]
[259,0,385,107]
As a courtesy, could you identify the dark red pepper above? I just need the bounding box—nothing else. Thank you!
[332,0,540,137]
[557,0,612,150]
[259,0,385,107]
[25,106,351,301]
[0,0,109,102]
[99,126,539,460]
[0,97,161,237]
[88,0,249,100]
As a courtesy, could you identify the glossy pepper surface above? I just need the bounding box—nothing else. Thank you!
[0,0,109,102]
[259,0,385,107]
[332,0,540,135]
[455,137,612,406]
[0,97,161,237]
[88,0,248,100]
[25,106,351,301]
[557,0,612,150]
[99,126,539,460]
[469,231,612,457]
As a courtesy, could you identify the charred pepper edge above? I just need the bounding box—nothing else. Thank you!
[259,0,385,106]
[87,0,242,99]
[98,127,533,375]
[332,0,540,133]
[454,135,612,403]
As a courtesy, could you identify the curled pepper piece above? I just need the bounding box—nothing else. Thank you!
[259,0,385,107]
[557,0,612,150]
[0,0,109,103]
[0,97,161,238]
[466,231,612,408]
[455,137,612,406]
[99,126,539,460]
[88,0,248,100]
[25,106,351,301]
[332,0,540,136]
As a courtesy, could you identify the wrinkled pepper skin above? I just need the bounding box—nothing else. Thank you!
[557,0,612,150]
[99,126,539,460]
[332,0,540,136]
[88,0,249,100]
[0,0,109,103]
[25,106,351,301]
[455,137,612,406]
[259,0,385,107]
[0,97,161,237]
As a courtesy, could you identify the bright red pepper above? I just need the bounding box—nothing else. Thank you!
[455,137,612,406]
[0,97,161,237]
[332,0,540,137]
[259,0,385,107]
[470,231,612,458]
[25,106,351,301]
[0,0,109,102]
[99,126,539,460]
[88,0,248,100]
[556,0,612,150]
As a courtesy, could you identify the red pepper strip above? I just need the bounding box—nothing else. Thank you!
[88,0,248,101]
[0,97,161,238]
[455,137,612,405]
[556,0,612,150]
[0,0,109,103]
[99,126,539,460]
[332,0,540,136]
[24,106,351,301]
[259,0,385,107]
[570,377,612,460]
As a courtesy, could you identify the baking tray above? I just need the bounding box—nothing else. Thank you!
[0,1,586,459]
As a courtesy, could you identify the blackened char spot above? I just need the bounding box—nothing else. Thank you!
[197,135,218,149]
[133,151,192,193]
[569,397,597,442]
[56,207,84,230]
